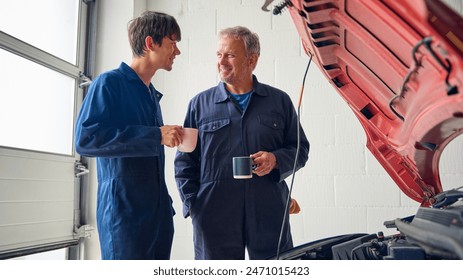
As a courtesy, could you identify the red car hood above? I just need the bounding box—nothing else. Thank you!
[285,0,463,206]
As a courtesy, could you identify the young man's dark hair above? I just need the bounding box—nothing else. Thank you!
[128,11,182,57]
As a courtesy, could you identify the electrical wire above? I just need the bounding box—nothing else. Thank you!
[275,53,313,260]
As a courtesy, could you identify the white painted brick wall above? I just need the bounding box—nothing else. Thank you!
[143,0,463,260]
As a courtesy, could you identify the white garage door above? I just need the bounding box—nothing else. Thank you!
[0,0,89,259]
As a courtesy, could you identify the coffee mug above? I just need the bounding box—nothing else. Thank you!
[232,156,254,179]
[178,127,198,153]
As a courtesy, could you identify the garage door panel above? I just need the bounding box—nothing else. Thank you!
[0,149,79,257]
[0,220,75,253]
[0,179,74,201]
[0,153,74,182]
[0,201,74,224]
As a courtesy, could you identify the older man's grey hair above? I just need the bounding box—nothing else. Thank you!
[219,26,260,57]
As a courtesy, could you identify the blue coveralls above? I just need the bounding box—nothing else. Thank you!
[174,76,310,259]
[75,62,174,260]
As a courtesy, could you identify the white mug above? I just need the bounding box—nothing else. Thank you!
[178,128,198,153]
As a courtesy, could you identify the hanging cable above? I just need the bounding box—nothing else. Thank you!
[276,52,313,260]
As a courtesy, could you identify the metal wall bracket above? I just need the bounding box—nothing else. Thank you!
[73,224,95,239]
[78,72,92,88]
[75,161,89,177]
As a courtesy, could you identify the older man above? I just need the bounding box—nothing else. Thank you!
[175,26,310,259]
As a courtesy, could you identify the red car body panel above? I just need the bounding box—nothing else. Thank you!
[287,0,463,206]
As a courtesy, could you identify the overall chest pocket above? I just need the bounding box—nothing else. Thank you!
[258,114,285,131]
[256,114,286,148]
[199,118,231,158]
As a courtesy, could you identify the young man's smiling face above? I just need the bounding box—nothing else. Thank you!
[157,35,181,71]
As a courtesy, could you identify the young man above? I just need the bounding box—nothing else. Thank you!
[75,11,183,260]
[175,26,310,259]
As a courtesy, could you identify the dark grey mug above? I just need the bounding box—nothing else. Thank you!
[232,156,254,179]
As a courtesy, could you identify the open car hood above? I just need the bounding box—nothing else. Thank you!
[284,0,463,206]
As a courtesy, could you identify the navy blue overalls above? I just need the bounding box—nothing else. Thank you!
[175,75,310,259]
[75,62,174,259]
